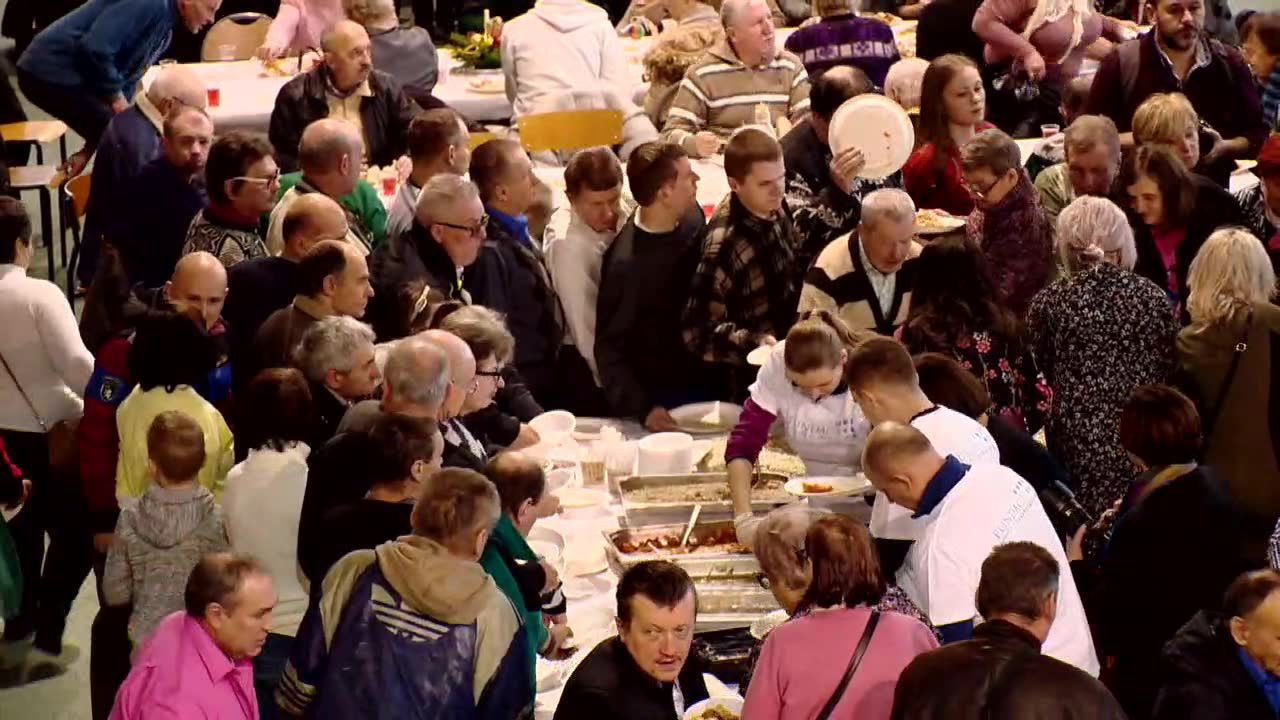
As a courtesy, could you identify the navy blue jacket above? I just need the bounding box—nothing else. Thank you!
[81,105,163,277]
[111,156,207,288]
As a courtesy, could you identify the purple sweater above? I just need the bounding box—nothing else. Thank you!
[743,607,938,720]
[783,15,900,88]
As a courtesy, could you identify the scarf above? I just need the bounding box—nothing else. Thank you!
[1263,65,1280,133]
[1022,0,1091,62]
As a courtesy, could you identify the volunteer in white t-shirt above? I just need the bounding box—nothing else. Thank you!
[862,421,1100,676]
[844,337,999,541]
[727,311,874,545]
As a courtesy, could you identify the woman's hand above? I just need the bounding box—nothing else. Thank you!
[1066,525,1087,562]
[1022,50,1047,82]
[255,41,286,61]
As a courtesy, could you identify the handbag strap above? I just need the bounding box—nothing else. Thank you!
[0,349,46,432]
[1202,309,1253,443]
[815,610,881,720]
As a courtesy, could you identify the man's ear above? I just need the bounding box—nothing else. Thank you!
[322,273,338,297]
[1230,616,1251,648]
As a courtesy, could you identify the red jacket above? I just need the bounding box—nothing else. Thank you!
[902,122,995,217]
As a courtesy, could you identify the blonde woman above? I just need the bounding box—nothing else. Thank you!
[972,0,1124,84]
[1131,93,1200,171]
[1026,196,1177,517]
[1178,227,1280,550]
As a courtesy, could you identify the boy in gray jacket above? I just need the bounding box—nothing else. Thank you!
[103,410,229,647]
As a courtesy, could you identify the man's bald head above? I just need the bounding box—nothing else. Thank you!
[419,329,476,420]
[383,337,452,416]
[282,194,349,260]
[322,20,373,93]
[299,119,363,196]
[147,65,208,113]
[861,422,942,511]
[166,252,228,331]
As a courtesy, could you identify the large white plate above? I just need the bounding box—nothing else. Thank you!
[828,94,914,179]
[784,475,872,498]
[669,401,743,435]
[746,345,772,366]
[554,486,611,509]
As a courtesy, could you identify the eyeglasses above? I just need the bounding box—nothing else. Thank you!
[232,170,281,186]
[435,214,489,237]
[475,368,504,378]
[961,172,1009,200]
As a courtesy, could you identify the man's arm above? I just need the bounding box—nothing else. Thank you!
[787,66,811,124]
[681,258,752,364]
[595,254,651,419]
[663,76,710,156]
[269,84,305,174]
[77,0,167,100]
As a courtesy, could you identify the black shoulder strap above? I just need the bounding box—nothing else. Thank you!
[815,611,880,720]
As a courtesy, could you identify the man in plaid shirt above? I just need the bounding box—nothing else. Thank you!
[682,128,801,393]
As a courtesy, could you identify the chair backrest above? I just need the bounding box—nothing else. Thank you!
[201,13,272,62]
[64,173,91,220]
[516,110,625,155]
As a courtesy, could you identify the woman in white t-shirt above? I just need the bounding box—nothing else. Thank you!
[727,310,875,545]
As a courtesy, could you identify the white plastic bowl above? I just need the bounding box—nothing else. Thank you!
[636,432,694,475]
[545,468,576,494]
[530,410,576,447]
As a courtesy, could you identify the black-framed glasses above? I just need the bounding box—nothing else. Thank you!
[435,214,489,237]
[475,369,504,378]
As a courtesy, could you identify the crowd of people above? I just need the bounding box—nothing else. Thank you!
[0,0,1278,717]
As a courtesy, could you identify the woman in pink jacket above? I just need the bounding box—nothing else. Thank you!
[256,0,347,59]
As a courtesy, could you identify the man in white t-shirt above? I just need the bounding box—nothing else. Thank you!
[862,422,1100,676]
[844,337,998,541]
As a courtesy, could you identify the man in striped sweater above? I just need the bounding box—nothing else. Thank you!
[661,0,812,158]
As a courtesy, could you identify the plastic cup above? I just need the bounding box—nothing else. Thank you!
[381,175,396,196]
[1040,124,1061,138]
[702,203,716,219]
[206,87,221,107]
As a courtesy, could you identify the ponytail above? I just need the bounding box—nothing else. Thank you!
[784,310,875,373]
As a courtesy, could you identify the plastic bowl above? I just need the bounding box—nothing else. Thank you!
[530,410,576,447]
[636,432,694,476]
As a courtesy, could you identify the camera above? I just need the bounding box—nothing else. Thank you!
[1038,481,1100,542]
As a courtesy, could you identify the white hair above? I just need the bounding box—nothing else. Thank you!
[293,316,376,382]
[384,337,452,409]
[1056,196,1136,272]
[1187,227,1277,328]
[342,0,397,27]
[860,188,916,230]
[721,0,769,29]
[416,174,481,225]
[147,65,207,109]
[884,58,929,111]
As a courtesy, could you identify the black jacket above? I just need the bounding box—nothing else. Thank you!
[553,636,709,720]
[891,619,1126,720]
[1153,611,1276,720]
[465,215,563,397]
[308,380,352,451]
[224,256,298,387]
[268,66,421,173]
[1086,466,1255,718]
[297,429,382,584]
[367,221,467,341]
[1132,176,1246,307]
[595,210,706,420]
[305,498,412,585]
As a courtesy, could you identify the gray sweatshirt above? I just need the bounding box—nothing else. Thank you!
[103,484,229,644]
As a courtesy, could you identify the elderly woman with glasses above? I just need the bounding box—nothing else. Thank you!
[960,128,1053,316]
[1026,196,1178,519]
[1179,228,1280,555]
[742,512,937,719]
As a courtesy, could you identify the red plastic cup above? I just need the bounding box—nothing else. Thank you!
[702,203,716,219]
[381,175,397,196]
[206,87,221,108]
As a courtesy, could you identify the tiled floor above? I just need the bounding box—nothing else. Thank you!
[0,43,94,719]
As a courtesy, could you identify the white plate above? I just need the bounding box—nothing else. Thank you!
[554,486,611,509]
[528,524,565,553]
[683,696,745,720]
[564,543,610,576]
[529,540,562,568]
[746,345,772,366]
[784,475,872,498]
[828,94,914,179]
[914,209,966,235]
[669,401,743,435]
[563,572,614,599]
[466,77,505,93]
[750,608,790,640]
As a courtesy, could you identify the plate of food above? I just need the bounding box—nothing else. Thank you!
[914,208,966,235]
[683,697,744,720]
[784,475,872,498]
[466,76,505,94]
[827,94,914,179]
[670,401,742,435]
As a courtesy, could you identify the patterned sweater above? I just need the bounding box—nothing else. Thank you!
[662,40,811,156]
[182,209,267,269]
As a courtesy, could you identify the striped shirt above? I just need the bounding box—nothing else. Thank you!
[662,40,811,156]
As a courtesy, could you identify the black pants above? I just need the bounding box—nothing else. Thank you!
[88,551,131,720]
[15,68,113,153]
[1,429,85,654]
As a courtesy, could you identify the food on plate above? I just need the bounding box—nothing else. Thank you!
[624,477,790,505]
[692,705,740,720]
[801,481,833,494]
[616,526,747,556]
[698,438,806,477]
[859,10,898,23]
[915,208,962,231]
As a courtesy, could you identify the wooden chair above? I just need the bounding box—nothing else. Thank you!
[201,13,272,61]
[62,173,90,301]
[515,110,624,155]
[9,165,64,283]
[1,121,71,265]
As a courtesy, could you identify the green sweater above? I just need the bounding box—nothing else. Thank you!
[479,514,545,691]
[276,172,389,249]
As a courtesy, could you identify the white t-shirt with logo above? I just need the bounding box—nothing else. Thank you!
[896,463,1101,676]
[869,406,999,540]
[749,342,871,476]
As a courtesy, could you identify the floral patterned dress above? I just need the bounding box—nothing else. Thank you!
[901,325,1052,434]
[1026,263,1178,517]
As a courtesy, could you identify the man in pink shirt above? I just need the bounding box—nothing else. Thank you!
[110,553,276,720]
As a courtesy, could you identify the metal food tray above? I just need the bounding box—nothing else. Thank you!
[617,472,791,527]
[604,521,762,582]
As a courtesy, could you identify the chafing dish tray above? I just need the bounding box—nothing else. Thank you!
[618,472,790,526]
[604,520,761,582]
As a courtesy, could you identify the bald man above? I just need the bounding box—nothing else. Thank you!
[862,422,1100,675]
[419,328,487,472]
[79,65,208,288]
[266,119,383,254]
[269,19,421,174]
